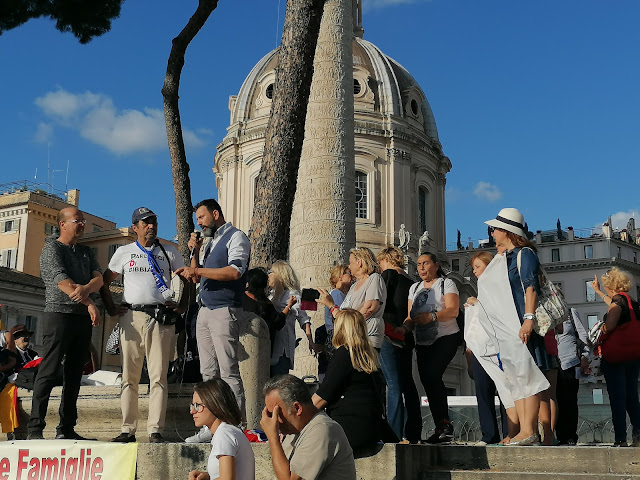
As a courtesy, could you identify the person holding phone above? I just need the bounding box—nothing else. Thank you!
[317,247,387,350]
[268,261,316,376]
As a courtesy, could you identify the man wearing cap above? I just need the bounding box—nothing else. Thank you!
[10,325,39,369]
[176,198,250,443]
[100,207,186,443]
[29,207,103,440]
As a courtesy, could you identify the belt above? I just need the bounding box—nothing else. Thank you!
[123,303,163,312]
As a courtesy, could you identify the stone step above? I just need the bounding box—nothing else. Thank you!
[14,384,198,442]
[397,445,640,479]
[420,472,640,480]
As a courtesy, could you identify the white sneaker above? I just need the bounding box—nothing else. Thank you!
[185,426,212,443]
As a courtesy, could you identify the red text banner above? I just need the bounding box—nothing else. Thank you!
[0,441,137,480]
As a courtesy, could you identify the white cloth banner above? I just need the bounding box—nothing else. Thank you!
[0,440,137,480]
[475,253,549,402]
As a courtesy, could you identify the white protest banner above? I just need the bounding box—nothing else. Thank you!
[0,441,137,480]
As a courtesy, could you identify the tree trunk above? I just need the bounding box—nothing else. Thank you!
[248,0,326,268]
[162,0,219,260]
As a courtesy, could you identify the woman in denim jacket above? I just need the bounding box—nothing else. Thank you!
[486,208,555,445]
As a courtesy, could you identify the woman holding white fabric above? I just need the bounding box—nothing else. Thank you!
[465,252,518,444]
[480,208,551,446]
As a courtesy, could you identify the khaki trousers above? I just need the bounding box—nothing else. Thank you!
[196,306,245,418]
[119,310,175,435]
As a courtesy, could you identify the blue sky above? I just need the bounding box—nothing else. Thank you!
[1,0,639,248]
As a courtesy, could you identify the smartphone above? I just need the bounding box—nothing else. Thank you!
[300,288,320,311]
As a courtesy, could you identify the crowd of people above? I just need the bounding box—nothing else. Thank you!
[1,202,639,479]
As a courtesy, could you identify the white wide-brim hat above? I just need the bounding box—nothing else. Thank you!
[485,208,527,238]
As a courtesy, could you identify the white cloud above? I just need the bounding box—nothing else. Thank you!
[473,181,502,202]
[597,209,640,230]
[34,88,210,156]
[34,122,54,143]
[363,0,429,9]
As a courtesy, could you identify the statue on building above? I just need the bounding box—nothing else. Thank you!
[418,230,430,255]
[398,224,411,252]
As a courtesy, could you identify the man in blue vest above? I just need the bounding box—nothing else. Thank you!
[177,198,250,442]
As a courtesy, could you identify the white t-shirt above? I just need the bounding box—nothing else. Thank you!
[207,422,255,480]
[108,242,185,305]
[340,273,387,349]
[409,277,459,345]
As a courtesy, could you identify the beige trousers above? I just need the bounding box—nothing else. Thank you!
[119,309,175,435]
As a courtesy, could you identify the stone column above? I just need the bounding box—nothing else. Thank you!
[289,0,355,377]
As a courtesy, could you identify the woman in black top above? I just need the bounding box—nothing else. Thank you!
[241,268,294,355]
[312,309,384,454]
[591,268,640,446]
[377,246,421,443]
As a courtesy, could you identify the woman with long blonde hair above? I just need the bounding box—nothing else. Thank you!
[268,260,316,377]
[312,309,386,454]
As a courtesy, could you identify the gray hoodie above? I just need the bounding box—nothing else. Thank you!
[556,308,590,371]
[39,237,101,314]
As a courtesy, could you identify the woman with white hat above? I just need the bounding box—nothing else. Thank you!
[477,207,552,446]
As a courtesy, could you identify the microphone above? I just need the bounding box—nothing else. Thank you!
[189,231,202,260]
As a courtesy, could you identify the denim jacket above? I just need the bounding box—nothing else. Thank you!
[505,247,540,323]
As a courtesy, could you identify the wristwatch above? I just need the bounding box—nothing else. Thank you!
[523,313,536,321]
[432,311,438,322]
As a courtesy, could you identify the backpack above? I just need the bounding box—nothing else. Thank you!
[517,247,569,336]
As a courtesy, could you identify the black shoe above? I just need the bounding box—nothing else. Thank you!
[55,431,97,441]
[149,433,165,443]
[567,439,577,446]
[425,421,454,444]
[613,440,628,447]
[27,431,44,440]
[112,432,137,443]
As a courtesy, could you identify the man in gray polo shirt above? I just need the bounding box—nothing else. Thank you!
[177,198,250,443]
[28,207,103,440]
[261,375,356,480]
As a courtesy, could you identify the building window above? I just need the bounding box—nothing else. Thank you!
[617,246,621,259]
[265,84,274,100]
[354,79,361,95]
[551,248,560,262]
[451,259,459,272]
[355,171,368,219]
[3,219,18,233]
[418,187,427,233]
[586,281,597,302]
[584,245,593,259]
[0,248,17,268]
[587,314,599,330]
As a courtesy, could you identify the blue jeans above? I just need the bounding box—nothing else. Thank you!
[471,354,508,443]
[270,355,290,377]
[379,339,422,442]
[602,358,640,442]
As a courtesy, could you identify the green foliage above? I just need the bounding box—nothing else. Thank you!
[0,0,124,43]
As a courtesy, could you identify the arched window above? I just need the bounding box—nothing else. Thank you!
[418,187,427,233]
[355,171,368,219]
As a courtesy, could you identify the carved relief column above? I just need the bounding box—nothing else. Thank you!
[289,0,355,375]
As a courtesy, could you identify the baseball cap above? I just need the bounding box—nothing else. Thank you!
[132,207,157,224]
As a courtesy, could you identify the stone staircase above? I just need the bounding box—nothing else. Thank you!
[397,444,640,480]
[13,384,198,442]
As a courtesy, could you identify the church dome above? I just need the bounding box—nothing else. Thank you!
[229,37,439,141]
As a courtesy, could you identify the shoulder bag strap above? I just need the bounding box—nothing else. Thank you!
[617,292,637,322]
[155,240,173,274]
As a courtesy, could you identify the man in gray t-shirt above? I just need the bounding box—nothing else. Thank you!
[28,207,103,440]
[261,375,356,480]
